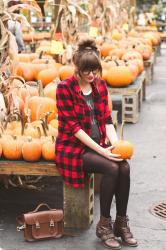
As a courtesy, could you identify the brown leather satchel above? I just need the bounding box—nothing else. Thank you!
[17,203,64,242]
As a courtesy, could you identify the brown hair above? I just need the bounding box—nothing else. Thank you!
[72,38,102,75]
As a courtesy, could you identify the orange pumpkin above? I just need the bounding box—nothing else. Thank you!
[25,96,57,122]
[111,121,134,159]
[59,65,74,80]
[0,143,2,158]
[43,81,58,100]
[100,43,116,57]
[37,68,59,87]
[16,63,36,81]
[2,136,23,160]
[22,138,42,162]
[112,140,134,159]
[42,139,56,161]
[106,66,133,87]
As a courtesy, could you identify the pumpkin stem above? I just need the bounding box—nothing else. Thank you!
[39,50,44,59]
[36,126,42,138]
[13,111,24,136]
[114,60,119,66]
[9,75,26,85]
[45,111,53,130]
[24,108,31,123]
[120,120,125,140]
[0,124,4,133]
[36,102,43,120]
[37,80,44,97]
[39,118,48,137]
[51,135,55,143]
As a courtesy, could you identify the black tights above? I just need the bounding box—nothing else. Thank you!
[83,150,130,218]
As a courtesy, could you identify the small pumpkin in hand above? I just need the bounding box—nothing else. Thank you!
[111,121,134,159]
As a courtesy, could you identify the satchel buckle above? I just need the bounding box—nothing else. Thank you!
[35,221,40,229]
[17,224,26,231]
[50,219,54,227]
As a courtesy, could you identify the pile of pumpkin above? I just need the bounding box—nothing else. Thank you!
[17,28,161,89]
[15,52,74,86]
[98,29,161,87]
[0,109,58,162]
[0,74,60,162]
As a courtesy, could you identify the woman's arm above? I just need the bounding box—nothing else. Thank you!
[106,124,119,145]
[75,129,122,161]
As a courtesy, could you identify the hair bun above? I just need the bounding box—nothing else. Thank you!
[77,38,98,52]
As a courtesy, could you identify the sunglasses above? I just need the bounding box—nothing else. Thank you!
[81,69,99,76]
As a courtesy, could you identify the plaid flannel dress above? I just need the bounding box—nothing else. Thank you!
[55,76,113,188]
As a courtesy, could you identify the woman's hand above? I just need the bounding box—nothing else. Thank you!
[100,146,123,162]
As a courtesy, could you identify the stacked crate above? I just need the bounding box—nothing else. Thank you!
[108,71,146,124]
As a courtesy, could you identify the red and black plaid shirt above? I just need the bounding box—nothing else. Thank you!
[55,76,113,188]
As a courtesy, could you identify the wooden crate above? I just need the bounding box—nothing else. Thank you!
[144,53,155,85]
[111,110,118,130]
[156,43,161,56]
[111,95,123,123]
[159,32,166,41]
[0,160,94,229]
[108,71,146,123]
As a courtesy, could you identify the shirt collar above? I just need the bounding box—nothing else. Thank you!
[71,75,100,97]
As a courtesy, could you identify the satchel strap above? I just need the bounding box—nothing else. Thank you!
[31,203,53,213]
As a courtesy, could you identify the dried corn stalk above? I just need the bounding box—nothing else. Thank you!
[88,0,132,37]
[0,2,41,78]
[88,0,117,37]
[56,0,90,48]
[0,1,42,119]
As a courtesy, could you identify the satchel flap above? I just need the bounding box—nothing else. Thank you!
[24,210,64,225]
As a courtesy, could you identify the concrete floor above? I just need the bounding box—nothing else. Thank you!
[0,44,166,250]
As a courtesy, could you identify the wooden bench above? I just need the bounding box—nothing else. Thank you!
[108,71,146,123]
[0,160,94,229]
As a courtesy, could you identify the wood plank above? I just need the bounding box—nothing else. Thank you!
[0,160,59,176]
[144,53,155,67]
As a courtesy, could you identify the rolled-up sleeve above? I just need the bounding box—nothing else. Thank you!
[56,82,81,135]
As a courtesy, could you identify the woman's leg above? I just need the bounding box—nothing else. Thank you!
[83,150,120,217]
[115,160,130,216]
[83,150,121,249]
[114,161,138,246]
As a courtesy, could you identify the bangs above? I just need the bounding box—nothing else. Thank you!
[78,52,102,72]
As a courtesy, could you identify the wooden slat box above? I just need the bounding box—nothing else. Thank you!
[0,160,94,229]
[144,53,155,85]
[108,71,146,123]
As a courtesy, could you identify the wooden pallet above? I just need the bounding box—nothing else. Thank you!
[0,160,94,229]
[144,53,155,85]
[108,71,146,123]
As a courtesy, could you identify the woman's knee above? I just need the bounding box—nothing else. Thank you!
[104,161,120,177]
[119,160,130,176]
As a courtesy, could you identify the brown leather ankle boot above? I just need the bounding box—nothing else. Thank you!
[114,215,138,247]
[96,216,121,249]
